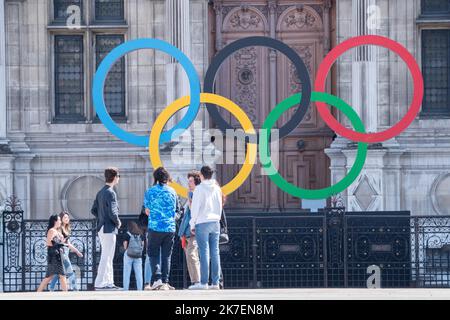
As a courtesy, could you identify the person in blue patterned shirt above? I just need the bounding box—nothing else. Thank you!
[143,167,179,290]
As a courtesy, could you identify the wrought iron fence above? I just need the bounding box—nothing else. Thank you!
[3,216,96,291]
[111,216,186,290]
[411,216,450,287]
[344,212,411,288]
[2,205,450,291]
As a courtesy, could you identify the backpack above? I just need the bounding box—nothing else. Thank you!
[126,232,143,258]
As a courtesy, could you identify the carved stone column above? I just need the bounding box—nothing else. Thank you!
[0,0,6,143]
[165,0,191,126]
[267,0,280,211]
[323,0,331,54]
[327,0,380,211]
[268,0,277,111]
[351,0,378,133]
[213,1,223,51]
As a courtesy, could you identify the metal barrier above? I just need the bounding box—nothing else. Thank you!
[3,204,450,291]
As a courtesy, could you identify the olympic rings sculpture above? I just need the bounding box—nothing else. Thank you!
[93,35,424,200]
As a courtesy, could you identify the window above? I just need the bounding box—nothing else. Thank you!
[421,0,450,16]
[95,0,125,23]
[55,36,85,120]
[420,0,450,117]
[421,30,450,115]
[53,0,83,23]
[96,35,125,118]
[50,0,127,123]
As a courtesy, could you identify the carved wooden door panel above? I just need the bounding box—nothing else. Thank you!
[209,0,335,212]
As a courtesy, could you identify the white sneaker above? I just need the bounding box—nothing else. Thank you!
[166,284,176,290]
[150,280,163,290]
[188,283,208,290]
[209,284,221,290]
[158,283,170,290]
[144,284,152,291]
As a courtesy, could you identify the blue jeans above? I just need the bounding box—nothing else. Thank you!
[196,221,221,286]
[123,252,143,290]
[144,254,152,285]
[49,248,78,291]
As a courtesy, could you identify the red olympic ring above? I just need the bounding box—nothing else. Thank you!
[314,35,424,143]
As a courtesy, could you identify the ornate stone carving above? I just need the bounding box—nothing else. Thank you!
[221,5,233,18]
[277,5,323,31]
[238,69,254,85]
[268,1,277,15]
[290,46,313,84]
[284,6,316,29]
[229,7,262,30]
[234,47,258,124]
[255,5,268,18]
[288,46,313,122]
[213,1,223,15]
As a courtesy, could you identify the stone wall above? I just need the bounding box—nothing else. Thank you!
[328,0,450,216]
[0,0,210,219]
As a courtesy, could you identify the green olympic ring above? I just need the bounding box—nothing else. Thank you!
[260,92,368,199]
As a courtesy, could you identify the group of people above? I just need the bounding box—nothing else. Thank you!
[37,212,83,292]
[37,165,225,291]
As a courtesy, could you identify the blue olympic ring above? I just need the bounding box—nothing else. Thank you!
[92,38,201,146]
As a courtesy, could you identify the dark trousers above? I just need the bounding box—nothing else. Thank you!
[147,230,175,284]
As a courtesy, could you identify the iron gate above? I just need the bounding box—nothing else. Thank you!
[3,204,450,291]
[2,196,97,292]
[220,209,412,288]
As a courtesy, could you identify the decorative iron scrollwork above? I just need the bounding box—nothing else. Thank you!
[4,196,22,212]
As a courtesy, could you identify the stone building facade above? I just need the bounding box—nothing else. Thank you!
[0,0,209,219]
[328,0,450,216]
[0,0,449,220]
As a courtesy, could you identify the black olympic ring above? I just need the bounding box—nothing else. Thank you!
[203,36,312,142]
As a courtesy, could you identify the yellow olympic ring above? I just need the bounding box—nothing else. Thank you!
[149,93,257,198]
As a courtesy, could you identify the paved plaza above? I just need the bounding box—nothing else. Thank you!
[0,289,449,300]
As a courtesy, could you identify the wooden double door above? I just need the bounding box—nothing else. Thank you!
[208,0,336,212]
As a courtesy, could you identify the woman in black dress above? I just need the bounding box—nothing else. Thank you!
[48,211,83,291]
[37,214,68,292]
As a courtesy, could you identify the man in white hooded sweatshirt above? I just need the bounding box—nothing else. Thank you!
[189,166,223,290]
